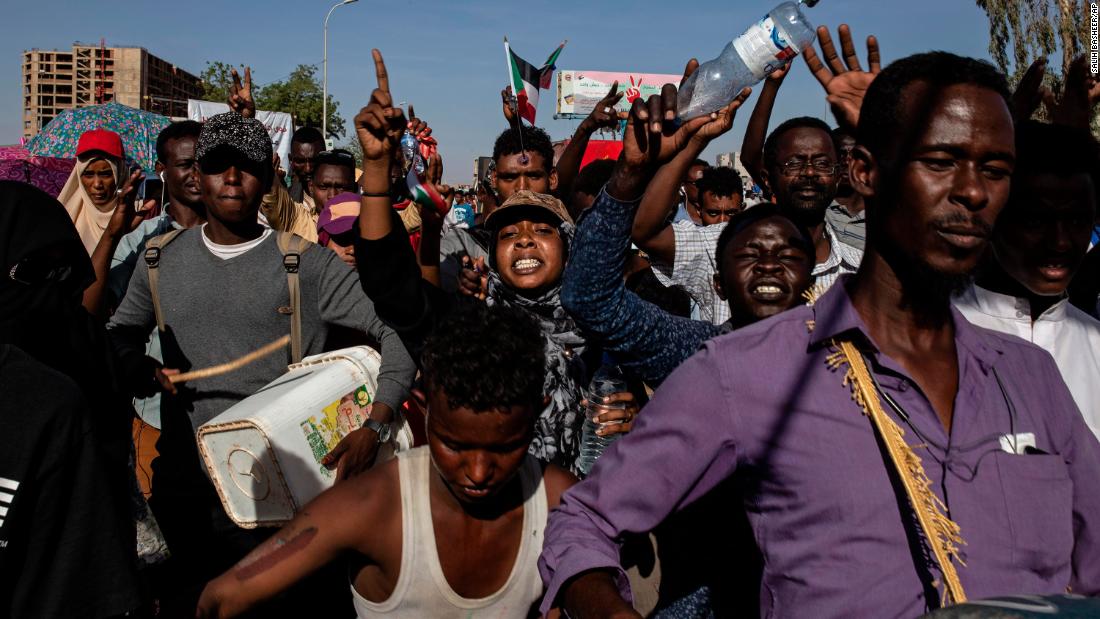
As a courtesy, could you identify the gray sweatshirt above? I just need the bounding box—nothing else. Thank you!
[107,228,416,431]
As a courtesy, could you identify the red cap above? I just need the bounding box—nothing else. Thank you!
[76,129,124,159]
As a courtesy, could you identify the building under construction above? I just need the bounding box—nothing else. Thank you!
[21,42,203,141]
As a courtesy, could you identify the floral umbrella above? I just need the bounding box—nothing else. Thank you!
[26,101,171,172]
[0,146,75,198]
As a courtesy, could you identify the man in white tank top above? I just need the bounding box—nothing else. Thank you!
[197,300,577,618]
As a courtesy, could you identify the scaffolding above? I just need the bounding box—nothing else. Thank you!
[21,42,203,141]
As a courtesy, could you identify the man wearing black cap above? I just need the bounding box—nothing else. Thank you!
[105,112,416,612]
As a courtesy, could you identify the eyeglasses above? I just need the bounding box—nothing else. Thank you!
[778,159,840,177]
[8,256,74,285]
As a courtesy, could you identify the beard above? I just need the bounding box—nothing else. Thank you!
[778,177,835,223]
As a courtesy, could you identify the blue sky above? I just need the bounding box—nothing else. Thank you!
[2,0,999,183]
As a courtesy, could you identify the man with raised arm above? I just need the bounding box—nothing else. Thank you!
[541,48,1100,619]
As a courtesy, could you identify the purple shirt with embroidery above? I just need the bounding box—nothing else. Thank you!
[539,278,1100,618]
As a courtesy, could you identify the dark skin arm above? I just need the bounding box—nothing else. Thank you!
[631,60,751,264]
[197,461,398,617]
[740,61,792,193]
[81,168,147,319]
[356,50,408,243]
[417,149,447,287]
[802,24,881,132]
[557,81,626,217]
[561,69,741,619]
[1014,53,1100,128]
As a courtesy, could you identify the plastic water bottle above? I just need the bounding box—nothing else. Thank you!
[576,365,628,477]
[677,0,820,121]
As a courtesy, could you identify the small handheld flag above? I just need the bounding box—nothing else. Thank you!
[504,38,566,125]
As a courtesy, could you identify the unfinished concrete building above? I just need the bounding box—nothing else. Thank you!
[22,43,203,141]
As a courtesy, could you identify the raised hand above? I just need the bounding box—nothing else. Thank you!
[459,255,488,301]
[501,85,518,126]
[355,50,407,182]
[692,88,752,144]
[766,58,794,84]
[1046,54,1100,128]
[229,66,256,119]
[580,81,627,133]
[1011,57,1050,123]
[106,168,147,239]
[803,24,881,131]
[621,83,727,170]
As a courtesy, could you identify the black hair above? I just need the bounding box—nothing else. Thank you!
[421,301,547,412]
[156,120,203,164]
[762,116,833,171]
[626,268,693,318]
[714,204,814,281]
[1013,120,1100,192]
[573,159,616,196]
[492,125,555,172]
[696,166,744,199]
[690,158,710,169]
[858,51,1011,165]
[291,126,324,146]
[312,148,356,178]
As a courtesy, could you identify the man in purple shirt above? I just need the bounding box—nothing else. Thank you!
[540,51,1100,617]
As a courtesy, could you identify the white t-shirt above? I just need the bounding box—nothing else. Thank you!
[201,224,273,260]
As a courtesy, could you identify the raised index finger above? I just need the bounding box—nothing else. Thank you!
[372,49,390,93]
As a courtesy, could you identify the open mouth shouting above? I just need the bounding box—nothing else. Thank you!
[511,256,544,275]
[749,278,790,303]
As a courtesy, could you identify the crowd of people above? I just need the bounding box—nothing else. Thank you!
[2,21,1100,619]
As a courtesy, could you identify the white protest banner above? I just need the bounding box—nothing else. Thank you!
[187,100,294,173]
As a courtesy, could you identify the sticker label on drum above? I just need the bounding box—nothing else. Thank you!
[300,385,373,477]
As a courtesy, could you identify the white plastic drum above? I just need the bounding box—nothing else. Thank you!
[197,346,412,528]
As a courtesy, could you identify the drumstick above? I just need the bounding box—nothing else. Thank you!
[169,335,291,384]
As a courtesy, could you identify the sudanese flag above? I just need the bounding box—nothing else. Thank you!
[504,38,566,125]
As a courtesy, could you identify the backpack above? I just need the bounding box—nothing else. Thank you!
[142,230,310,363]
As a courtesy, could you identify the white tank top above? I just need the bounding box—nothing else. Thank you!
[351,446,548,618]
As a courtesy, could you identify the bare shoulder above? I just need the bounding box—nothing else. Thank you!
[540,462,579,510]
[302,456,403,551]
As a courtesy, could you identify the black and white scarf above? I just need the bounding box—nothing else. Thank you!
[486,227,588,475]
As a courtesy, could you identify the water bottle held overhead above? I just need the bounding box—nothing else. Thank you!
[677,0,820,121]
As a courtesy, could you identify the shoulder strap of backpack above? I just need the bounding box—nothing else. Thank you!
[142,228,186,333]
[276,231,309,363]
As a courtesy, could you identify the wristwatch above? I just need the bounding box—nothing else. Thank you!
[362,418,392,443]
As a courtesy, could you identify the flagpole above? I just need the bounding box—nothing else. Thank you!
[503,36,528,163]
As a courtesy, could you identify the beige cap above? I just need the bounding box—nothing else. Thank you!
[484,190,574,228]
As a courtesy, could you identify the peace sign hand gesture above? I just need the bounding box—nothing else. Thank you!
[803,24,881,131]
[580,81,627,133]
[355,50,407,180]
[228,66,256,119]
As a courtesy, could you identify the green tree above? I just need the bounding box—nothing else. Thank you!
[200,61,247,102]
[255,64,346,138]
[976,0,1097,133]
[975,0,1089,80]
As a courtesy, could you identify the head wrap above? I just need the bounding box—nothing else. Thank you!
[57,153,122,255]
[485,213,586,474]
